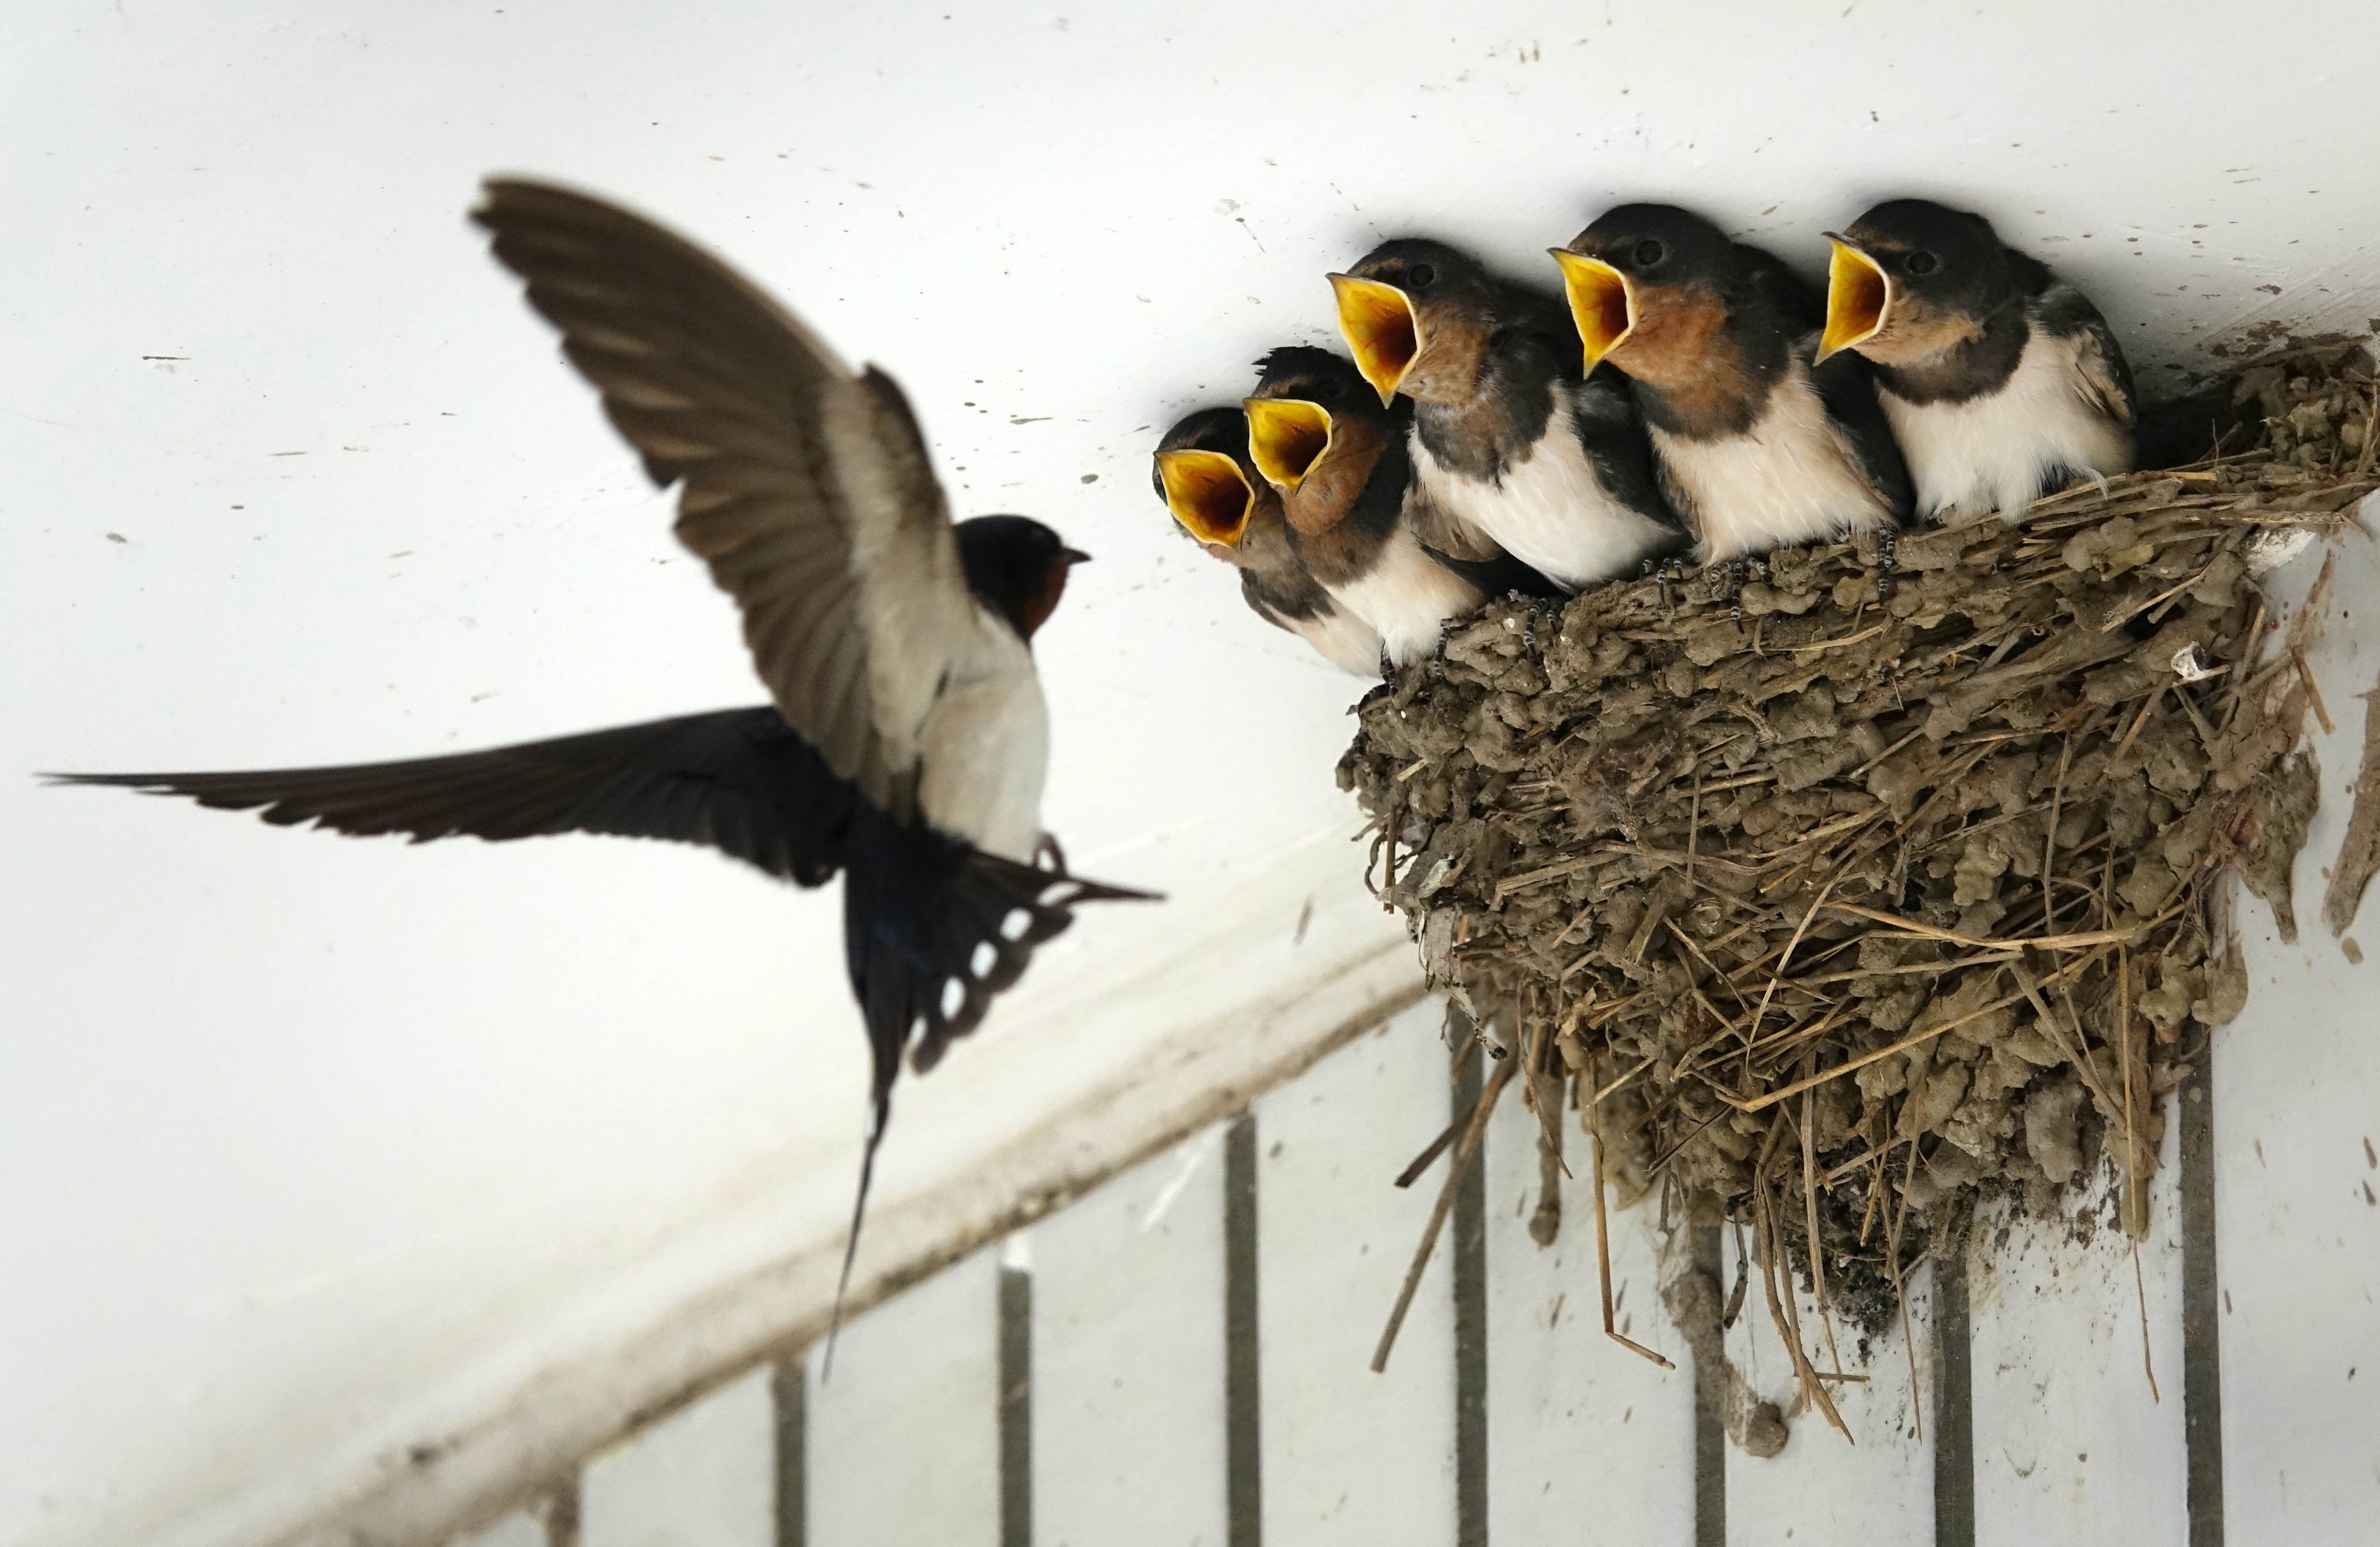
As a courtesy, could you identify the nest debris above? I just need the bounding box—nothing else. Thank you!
[1343,345,2378,1431]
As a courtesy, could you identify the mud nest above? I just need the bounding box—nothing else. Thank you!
[1343,345,2376,1409]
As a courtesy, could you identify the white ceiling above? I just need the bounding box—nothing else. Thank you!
[5,1,2376,1543]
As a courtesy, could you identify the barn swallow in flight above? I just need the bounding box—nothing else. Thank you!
[1553,205,1912,564]
[1153,408,1385,675]
[1241,347,1553,669]
[1817,198,2161,519]
[1330,238,1686,591]
[49,179,1154,1338]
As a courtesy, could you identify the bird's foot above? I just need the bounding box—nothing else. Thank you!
[1873,526,1899,603]
[1525,596,1564,653]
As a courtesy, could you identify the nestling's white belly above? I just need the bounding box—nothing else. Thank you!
[1288,605,1388,676]
[1656,364,1892,563]
[1413,388,1673,592]
[1328,528,1479,667]
[1882,331,2133,519]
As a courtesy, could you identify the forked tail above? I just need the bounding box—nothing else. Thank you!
[822,839,1158,1372]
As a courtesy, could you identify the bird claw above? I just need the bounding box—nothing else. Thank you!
[1724,556,1754,623]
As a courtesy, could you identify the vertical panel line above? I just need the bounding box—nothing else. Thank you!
[1691,1224,1725,1547]
[772,1356,806,1547]
[1932,1253,1976,1547]
[2180,1060,2225,1547]
[1225,1113,1263,1547]
[1453,1042,1489,1547]
[999,1263,1033,1547]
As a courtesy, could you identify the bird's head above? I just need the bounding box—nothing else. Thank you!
[1241,347,1394,536]
[1152,408,1269,564]
[1820,199,2014,367]
[1329,238,1500,407]
[954,515,1089,642]
[1551,204,1741,386]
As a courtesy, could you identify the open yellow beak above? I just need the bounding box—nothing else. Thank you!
[1818,237,1891,362]
[1328,273,1421,405]
[1153,448,1255,547]
[1242,398,1335,492]
[1550,250,1636,374]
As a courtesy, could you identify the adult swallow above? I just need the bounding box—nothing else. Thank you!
[1153,407,1385,675]
[1819,198,2144,519]
[1553,205,1912,564]
[1330,238,1685,591]
[1241,347,1551,668]
[48,179,1154,1332]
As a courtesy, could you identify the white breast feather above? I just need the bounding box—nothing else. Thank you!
[1289,606,1389,676]
[1653,359,1892,563]
[915,603,1048,862]
[1879,327,2134,519]
[1412,386,1672,591]
[1327,528,1481,667]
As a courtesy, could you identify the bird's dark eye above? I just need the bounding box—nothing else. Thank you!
[1904,250,1940,276]
[1407,263,1436,290]
[1632,238,1666,268]
[1315,378,1346,401]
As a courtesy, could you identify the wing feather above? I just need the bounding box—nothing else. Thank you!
[46,709,855,886]
[475,178,978,818]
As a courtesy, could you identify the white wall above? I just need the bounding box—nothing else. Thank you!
[4,3,2377,1545]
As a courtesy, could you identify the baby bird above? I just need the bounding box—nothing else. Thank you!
[1153,407,1385,675]
[1820,198,2136,519]
[1553,204,1912,564]
[1329,238,1684,591]
[1242,346,1524,668]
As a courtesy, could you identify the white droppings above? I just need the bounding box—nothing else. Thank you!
[2245,525,2317,575]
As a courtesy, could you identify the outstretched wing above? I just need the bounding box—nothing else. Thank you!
[46,708,853,885]
[475,178,979,822]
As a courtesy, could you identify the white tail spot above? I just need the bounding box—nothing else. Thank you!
[1000,907,1034,940]
[970,940,999,977]
[939,977,966,1020]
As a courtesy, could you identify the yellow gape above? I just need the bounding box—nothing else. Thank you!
[1549,250,1636,374]
[1153,448,1256,547]
[1818,238,1892,362]
[1328,273,1422,405]
[1242,398,1335,492]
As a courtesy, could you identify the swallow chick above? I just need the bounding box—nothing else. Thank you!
[1820,198,2142,520]
[1242,347,1546,669]
[1153,408,1385,675]
[48,179,1155,1337]
[1331,238,1685,592]
[1553,205,1912,565]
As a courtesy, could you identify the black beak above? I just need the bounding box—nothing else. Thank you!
[1061,547,1092,565]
